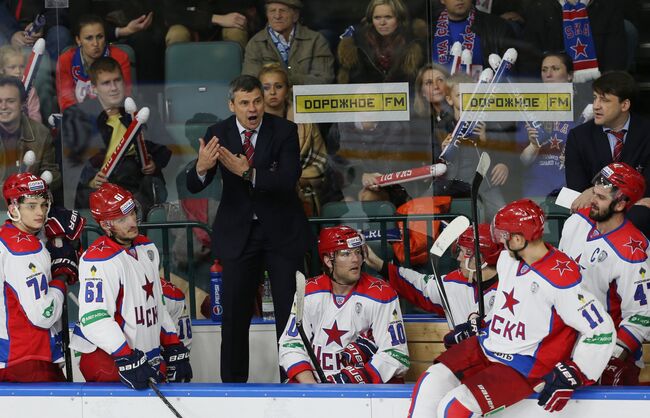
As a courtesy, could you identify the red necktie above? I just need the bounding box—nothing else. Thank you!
[608,130,626,162]
[242,130,255,167]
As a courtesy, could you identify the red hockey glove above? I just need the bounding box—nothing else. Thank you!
[44,207,86,241]
[599,345,639,386]
[326,365,372,384]
[537,360,584,412]
[341,335,378,367]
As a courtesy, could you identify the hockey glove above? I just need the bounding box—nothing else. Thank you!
[341,335,378,367]
[599,345,639,386]
[162,343,193,382]
[114,349,161,390]
[326,365,372,384]
[537,361,583,412]
[443,316,481,348]
[46,239,80,285]
[45,207,86,241]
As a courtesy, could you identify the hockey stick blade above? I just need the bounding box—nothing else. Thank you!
[149,378,183,418]
[295,271,328,383]
[430,216,470,258]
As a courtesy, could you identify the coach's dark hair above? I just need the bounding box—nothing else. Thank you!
[75,14,105,37]
[592,71,638,106]
[228,75,263,102]
[89,56,123,85]
[0,76,27,103]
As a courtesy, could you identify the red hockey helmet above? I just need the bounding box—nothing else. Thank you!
[592,162,645,210]
[89,183,136,223]
[491,199,545,242]
[318,225,364,261]
[3,172,49,203]
[455,224,503,265]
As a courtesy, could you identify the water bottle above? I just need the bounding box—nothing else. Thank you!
[210,260,223,322]
[262,271,274,321]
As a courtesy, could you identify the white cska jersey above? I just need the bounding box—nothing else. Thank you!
[559,208,650,362]
[279,272,410,383]
[0,222,65,368]
[480,246,615,381]
[70,235,180,362]
[386,264,498,327]
[160,278,192,350]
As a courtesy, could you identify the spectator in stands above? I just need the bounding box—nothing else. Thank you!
[437,74,507,218]
[336,0,424,86]
[565,71,650,237]
[517,51,575,198]
[431,0,515,77]
[522,0,627,80]
[242,0,335,85]
[411,63,451,159]
[60,57,170,214]
[0,76,60,205]
[5,0,73,61]
[56,15,133,113]
[0,45,41,122]
[258,63,339,216]
[163,0,260,50]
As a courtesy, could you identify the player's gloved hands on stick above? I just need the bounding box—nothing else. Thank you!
[326,365,372,384]
[114,349,161,390]
[536,360,583,412]
[443,315,481,348]
[162,343,193,382]
[341,335,378,367]
[46,239,80,285]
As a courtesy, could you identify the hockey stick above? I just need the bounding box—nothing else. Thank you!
[471,152,491,319]
[148,378,183,418]
[295,271,328,383]
[60,287,73,382]
[373,163,448,187]
[429,215,471,329]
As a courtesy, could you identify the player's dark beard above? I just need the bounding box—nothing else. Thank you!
[506,240,527,261]
[589,200,618,222]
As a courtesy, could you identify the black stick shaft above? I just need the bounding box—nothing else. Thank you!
[297,322,328,383]
[58,279,73,382]
[149,378,183,418]
[470,183,486,318]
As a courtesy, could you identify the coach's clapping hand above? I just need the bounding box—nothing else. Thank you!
[196,136,220,176]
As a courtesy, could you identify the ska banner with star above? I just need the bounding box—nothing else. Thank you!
[459,82,574,122]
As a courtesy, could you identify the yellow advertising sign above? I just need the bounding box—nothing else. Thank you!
[461,93,572,112]
[295,93,408,113]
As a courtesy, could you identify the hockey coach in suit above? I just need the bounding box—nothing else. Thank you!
[186,74,313,382]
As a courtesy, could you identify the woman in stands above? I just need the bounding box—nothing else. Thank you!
[517,51,580,198]
[336,0,424,86]
[56,14,132,112]
[258,63,341,216]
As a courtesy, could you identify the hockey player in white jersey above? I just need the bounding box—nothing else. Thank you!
[560,162,650,386]
[279,225,409,384]
[409,199,615,417]
[0,173,67,382]
[364,224,502,347]
[70,183,192,389]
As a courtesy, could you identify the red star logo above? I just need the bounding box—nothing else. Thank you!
[89,242,111,253]
[142,276,154,300]
[368,280,388,291]
[624,237,645,255]
[501,288,520,315]
[571,38,588,59]
[549,135,563,150]
[551,260,573,276]
[306,276,319,285]
[323,320,348,346]
[574,254,586,271]
[11,231,31,243]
